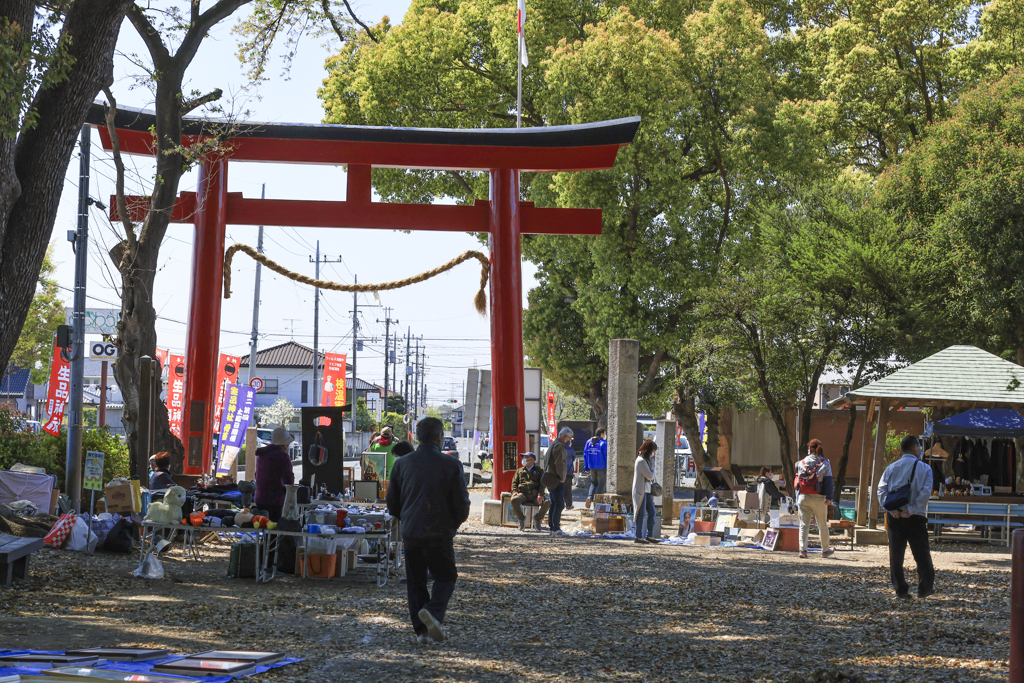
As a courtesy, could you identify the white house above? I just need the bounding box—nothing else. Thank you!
[239,341,380,431]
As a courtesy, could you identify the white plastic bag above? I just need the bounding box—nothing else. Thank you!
[65,516,98,552]
[307,537,338,555]
[134,551,165,579]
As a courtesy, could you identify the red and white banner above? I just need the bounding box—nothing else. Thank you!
[211,354,240,435]
[321,353,347,407]
[517,0,528,67]
[154,348,168,374]
[42,337,71,435]
[546,391,556,436]
[167,355,186,439]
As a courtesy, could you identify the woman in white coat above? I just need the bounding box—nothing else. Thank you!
[632,440,659,544]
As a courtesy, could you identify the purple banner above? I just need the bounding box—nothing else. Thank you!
[216,384,255,475]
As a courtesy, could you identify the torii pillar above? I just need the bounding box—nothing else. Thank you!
[90,104,639,497]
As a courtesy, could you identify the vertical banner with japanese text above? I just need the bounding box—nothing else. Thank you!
[546,391,556,437]
[42,337,71,435]
[320,353,347,407]
[216,384,255,475]
[211,354,240,435]
[167,355,186,439]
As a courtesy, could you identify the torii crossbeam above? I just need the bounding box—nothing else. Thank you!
[88,104,639,498]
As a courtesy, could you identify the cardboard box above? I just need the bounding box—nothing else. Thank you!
[736,491,759,510]
[692,534,721,546]
[581,516,626,533]
[776,527,800,552]
[104,483,137,514]
[738,529,764,543]
[334,547,349,577]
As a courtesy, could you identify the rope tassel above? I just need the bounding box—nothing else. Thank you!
[223,243,490,315]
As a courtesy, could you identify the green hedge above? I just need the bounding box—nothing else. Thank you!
[0,404,130,491]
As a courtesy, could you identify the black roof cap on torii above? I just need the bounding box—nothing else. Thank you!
[86,103,639,172]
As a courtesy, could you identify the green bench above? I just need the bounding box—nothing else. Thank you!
[925,502,1024,547]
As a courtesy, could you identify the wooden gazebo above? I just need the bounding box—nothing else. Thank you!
[829,345,1024,527]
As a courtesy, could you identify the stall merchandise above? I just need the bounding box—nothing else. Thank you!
[65,650,168,663]
[152,660,255,678]
[0,655,99,667]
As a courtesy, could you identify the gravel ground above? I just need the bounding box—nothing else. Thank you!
[0,519,1013,683]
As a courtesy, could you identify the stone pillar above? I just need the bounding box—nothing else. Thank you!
[241,426,257,482]
[654,419,675,524]
[607,339,639,496]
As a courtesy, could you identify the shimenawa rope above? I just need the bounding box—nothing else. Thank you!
[223,243,490,314]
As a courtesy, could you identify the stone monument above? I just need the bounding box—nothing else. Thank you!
[606,339,639,496]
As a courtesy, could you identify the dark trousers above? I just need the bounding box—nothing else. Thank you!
[405,538,458,635]
[887,514,935,596]
[547,482,565,531]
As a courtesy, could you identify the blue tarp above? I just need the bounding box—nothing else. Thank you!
[932,408,1024,438]
[0,650,302,683]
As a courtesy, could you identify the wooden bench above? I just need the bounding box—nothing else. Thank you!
[0,533,45,586]
[925,502,1024,547]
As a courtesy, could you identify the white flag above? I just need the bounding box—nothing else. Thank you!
[518,0,528,67]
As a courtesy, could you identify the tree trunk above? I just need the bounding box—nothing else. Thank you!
[717,405,733,468]
[705,407,720,468]
[834,406,858,496]
[113,73,187,472]
[774,418,795,487]
[0,0,133,380]
[673,388,711,470]
[833,362,866,496]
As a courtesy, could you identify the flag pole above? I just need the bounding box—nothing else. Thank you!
[517,28,522,128]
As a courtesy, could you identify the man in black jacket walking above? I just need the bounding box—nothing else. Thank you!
[386,417,471,644]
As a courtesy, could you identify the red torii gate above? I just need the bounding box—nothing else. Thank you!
[89,105,639,498]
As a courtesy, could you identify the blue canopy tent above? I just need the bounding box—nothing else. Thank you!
[932,409,1024,438]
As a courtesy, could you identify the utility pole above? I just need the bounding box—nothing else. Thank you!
[309,244,342,406]
[404,327,411,415]
[351,276,358,417]
[248,184,266,384]
[284,319,300,339]
[65,125,91,512]
[377,308,397,412]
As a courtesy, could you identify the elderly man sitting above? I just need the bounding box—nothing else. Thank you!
[510,452,549,532]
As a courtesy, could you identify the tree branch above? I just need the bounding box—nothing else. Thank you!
[181,88,223,115]
[637,349,666,398]
[335,0,378,43]
[127,3,171,67]
[177,0,251,70]
[102,87,138,257]
[447,171,473,198]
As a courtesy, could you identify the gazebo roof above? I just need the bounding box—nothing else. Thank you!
[828,345,1024,414]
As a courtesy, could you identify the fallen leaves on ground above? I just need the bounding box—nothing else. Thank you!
[0,518,1013,683]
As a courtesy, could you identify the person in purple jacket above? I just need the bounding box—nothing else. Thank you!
[254,427,295,521]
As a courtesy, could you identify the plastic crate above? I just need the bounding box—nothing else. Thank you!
[839,506,856,521]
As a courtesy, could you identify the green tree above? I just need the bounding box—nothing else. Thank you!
[698,177,911,483]
[320,0,822,425]
[880,68,1024,365]
[355,397,374,431]
[386,393,406,415]
[9,245,64,385]
[379,412,408,440]
[878,68,1024,490]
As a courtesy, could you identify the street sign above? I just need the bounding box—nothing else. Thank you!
[463,368,492,432]
[83,451,105,491]
[65,308,120,335]
[89,340,118,360]
[250,377,264,391]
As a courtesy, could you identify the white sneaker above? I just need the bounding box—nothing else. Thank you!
[414,634,429,645]
[418,608,445,643]
[550,529,567,537]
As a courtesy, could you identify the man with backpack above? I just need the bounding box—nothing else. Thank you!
[794,439,835,559]
[877,435,935,599]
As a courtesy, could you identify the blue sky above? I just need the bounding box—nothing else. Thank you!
[49,0,540,405]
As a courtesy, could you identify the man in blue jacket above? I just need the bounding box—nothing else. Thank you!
[386,417,471,644]
[583,427,608,508]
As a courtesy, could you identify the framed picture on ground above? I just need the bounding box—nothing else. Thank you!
[678,506,696,537]
[714,509,737,532]
[763,528,779,551]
